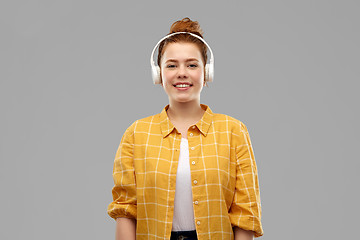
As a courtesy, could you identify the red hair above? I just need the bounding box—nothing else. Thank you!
[157,17,208,72]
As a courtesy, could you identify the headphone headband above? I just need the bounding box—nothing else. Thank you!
[150,31,214,84]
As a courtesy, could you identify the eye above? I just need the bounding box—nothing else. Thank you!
[188,64,198,68]
[166,64,176,68]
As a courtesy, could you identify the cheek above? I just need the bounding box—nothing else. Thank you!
[162,70,176,83]
[192,69,204,81]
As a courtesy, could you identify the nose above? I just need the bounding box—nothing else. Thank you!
[177,64,188,78]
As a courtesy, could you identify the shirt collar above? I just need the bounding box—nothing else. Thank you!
[159,103,214,138]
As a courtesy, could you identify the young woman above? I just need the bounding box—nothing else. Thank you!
[108,17,264,240]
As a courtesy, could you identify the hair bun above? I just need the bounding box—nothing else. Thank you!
[169,17,204,38]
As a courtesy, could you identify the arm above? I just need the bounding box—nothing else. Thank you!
[116,217,136,240]
[107,123,137,238]
[234,226,254,240]
[229,122,263,237]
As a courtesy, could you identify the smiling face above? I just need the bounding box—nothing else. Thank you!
[160,42,205,104]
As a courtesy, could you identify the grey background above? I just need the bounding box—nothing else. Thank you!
[1,0,359,239]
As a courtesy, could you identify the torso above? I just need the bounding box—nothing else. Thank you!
[167,108,205,139]
[172,122,191,139]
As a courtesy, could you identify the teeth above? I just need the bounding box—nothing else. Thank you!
[175,84,191,88]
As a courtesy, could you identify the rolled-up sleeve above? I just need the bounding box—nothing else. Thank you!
[107,123,137,220]
[229,122,263,237]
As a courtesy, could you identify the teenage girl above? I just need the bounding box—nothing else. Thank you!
[108,17,264,240]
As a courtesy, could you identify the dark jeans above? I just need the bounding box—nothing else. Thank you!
[170,230,198,240]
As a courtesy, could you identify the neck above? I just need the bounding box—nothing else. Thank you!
[167,100,204,122]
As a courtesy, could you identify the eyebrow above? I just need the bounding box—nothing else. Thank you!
[165,58,200,63]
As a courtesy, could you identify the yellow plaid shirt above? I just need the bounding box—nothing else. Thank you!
[108,104,263,239]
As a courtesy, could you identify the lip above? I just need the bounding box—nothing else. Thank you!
[174,87,191,91]
[174,85,191,91]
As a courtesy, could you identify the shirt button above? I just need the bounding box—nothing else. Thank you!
[189,133,193,137]
[192,161,195,165]
[193,180,197,185]
[192,126,196,129]
[194,201,198,205]
[197,221,201,225]
[191,147,195,150]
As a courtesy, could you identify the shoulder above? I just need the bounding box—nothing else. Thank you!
[212,112,248,133]
[124,112,161,134]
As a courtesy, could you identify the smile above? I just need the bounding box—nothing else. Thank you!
[173,84,192,88]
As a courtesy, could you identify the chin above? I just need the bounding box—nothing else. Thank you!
[175,99,191,103]
[173,97,197,103]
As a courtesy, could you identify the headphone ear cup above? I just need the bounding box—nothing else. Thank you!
[205,64,209,82]
[152,66,161,84]
[205,63,213,82]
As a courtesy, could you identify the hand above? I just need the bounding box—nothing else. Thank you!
[233,227,254,240]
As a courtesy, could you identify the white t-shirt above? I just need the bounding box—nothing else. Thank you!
[171,137,196,231]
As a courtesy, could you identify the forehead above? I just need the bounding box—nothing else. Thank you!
[162,42,202,61]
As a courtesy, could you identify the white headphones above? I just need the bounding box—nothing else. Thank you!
[150,31,214,85]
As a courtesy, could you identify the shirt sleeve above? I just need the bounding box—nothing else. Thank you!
[229,122,264,237]
[107,123,137,220]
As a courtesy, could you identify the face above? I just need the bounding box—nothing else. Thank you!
[160,42,205,104]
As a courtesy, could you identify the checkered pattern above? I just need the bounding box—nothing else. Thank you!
[108,104,263,239]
